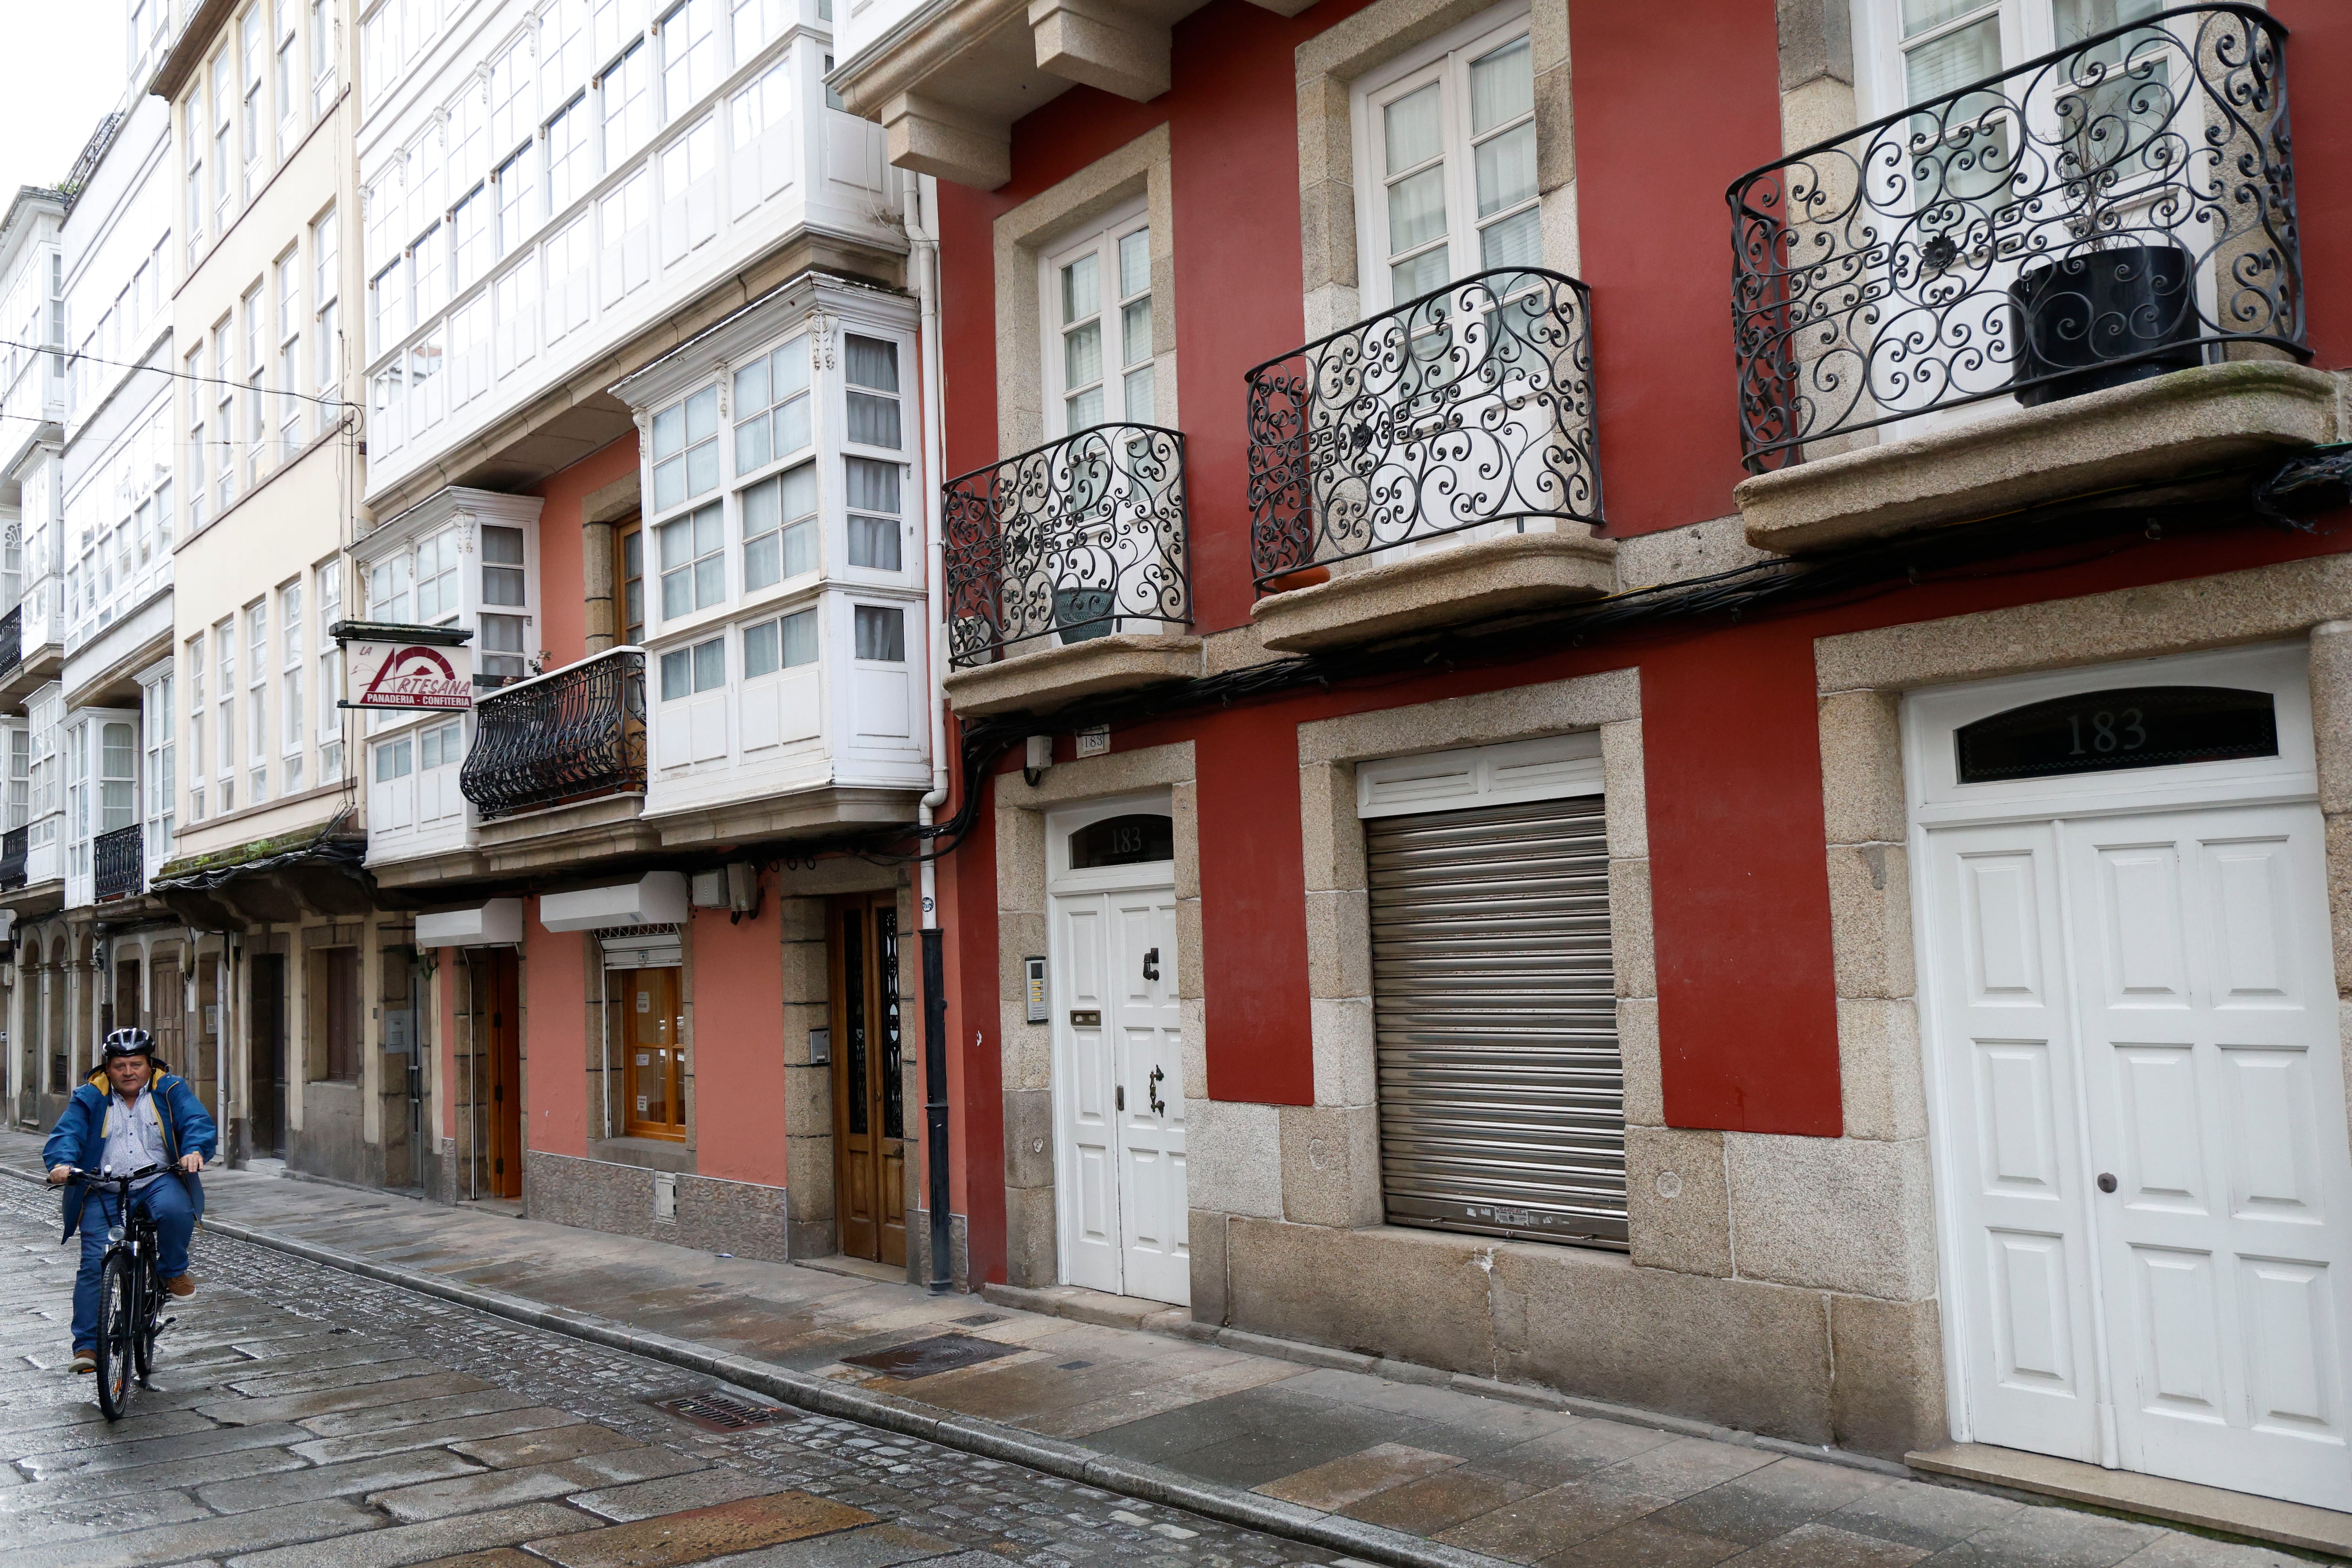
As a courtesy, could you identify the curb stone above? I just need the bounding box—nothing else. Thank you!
[0,1163,1519,1568]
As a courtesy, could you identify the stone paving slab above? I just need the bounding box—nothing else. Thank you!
[370,1442,704,1521]
[528,1491,881,1568]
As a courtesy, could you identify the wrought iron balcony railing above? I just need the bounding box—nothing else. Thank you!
[1729,4,2302,474]
[0,826,25,891]
[458,647,645,820]
[942,424,1190,666]
[1245,269,1603,591]
[0,603,23,678]
[94,824,143,903]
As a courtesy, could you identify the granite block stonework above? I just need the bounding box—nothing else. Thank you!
[523,1148,791,1262]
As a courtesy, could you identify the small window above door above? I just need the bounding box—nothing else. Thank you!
[1070,812,1173,869]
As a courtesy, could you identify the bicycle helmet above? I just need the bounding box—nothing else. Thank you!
[100,1027,158,1064]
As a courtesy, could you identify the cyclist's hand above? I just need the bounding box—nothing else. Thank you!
[47,1165,70,1185]
[179,1153,203,1175]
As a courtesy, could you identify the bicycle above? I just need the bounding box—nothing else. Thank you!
[64,1165,174,1420]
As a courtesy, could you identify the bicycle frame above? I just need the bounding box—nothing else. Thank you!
[64,1166,171,1419]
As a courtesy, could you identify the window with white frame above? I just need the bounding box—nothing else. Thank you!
[184,96,206,267]
[243,284,266,487]
[369,544,413,622]
[479,524,530,682]
[659,633,724,702]
[600,168,653,303]
[844,335,901,449]
[7,724,29,831]
[185,343,207,533]
[660,119,717,261]
[311,0,336,117]
[143,670,174,862]
[313,207,338,395]
[317,559,343,783]
[210,48,233,237]
[728,57,792,216]
[281,579,304,792]
[374,728,412,784]
[546,0,593,108]
[246,599,268,803]
[545,215,593,343]
[241,8,266,201]
[660,0,717,122]
[491,40,536,175]
[739,462,816,591]
[453,184,491,292]
[844,458,901,573]
[1353,8,1538,309]
[212,320,235,509]
[1044,210,1152,432]
[277,249,303,455]
[733,0,789,60]
[186,632,204,821]
[1862,0,2163,112]
[603,37,653,168]
[449,79,487,195]
[416,526,460,622]
[214,615,234,813]
[275,0,300,160]
[659,501,723,619]
[742,606,817,678]
[546,94,592,218]
[854,604,906,663]
[651,384,719,511]
[732,335,809,476]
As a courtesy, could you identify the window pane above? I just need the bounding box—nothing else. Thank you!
[781,607,818,666]
[1476,121,1536,217]
[743,617,779,677]
[1066,387,1104,430]
[845,457,899,515]
[691,636,724,691]
[774,394,809,454]
[1061,253,1097,325]
[848,514,899,571]
[735,356,770,412]
[782,518,817,577]
[736,411,771,475]
[684,384,718,441]
[1384,82,1443,174]
[659,516,692,569]
[661,565,692,619]
[1388,167,1447,256]
[854,605,904,661]
[845,335,897,392]
[744,531,779,589]
[1391,247,1449,302]
[1902,0,1995,39]
[846,391,899,449]
[1904,14,2001,103]
[1469,38,1532,135]
[1118,228,1150,299]
[2051,0,2164,46]
[686,438,719,495]
[1479,205,1542,271]
[742,473,780,538]
[1121,298,1152,370]
[774,341,809,398]
[781,460,818,520]
[692,503,722,556]
[483,525,524,565]
[652,401,683,458]
[1064,320,1102,390]
[693,554,723,606]
[1124,364,1155,425]
[660,646,690,699]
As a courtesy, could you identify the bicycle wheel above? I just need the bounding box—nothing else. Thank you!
[132,1253,157,1382]
[93,1250,135,1420]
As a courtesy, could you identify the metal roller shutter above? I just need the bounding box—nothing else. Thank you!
[1367,794,1624,1247]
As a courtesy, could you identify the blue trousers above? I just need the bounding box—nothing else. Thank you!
[71,1178,193,1351]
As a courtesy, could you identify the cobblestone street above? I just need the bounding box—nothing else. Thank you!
[0,1177,1345,1568]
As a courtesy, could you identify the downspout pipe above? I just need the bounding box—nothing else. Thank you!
[906,174,954,1293]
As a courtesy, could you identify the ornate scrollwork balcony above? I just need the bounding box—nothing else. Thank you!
[1245,269,1603,592]
[0,604,22,679]
[458,647,646,821]
[942,424,1190,667]
[0,826,25,892]
[1729,3,2302,474]
[94,824,143,903]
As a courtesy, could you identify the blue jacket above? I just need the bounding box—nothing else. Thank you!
[43,1070,216,1241]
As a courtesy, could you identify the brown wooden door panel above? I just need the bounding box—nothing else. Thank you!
[830,893,907,1266]
[620,966,685,1139]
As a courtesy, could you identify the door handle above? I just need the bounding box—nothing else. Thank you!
[1142,947,1159,982]
[2097,1172,2118,1194]
[1115,1084,1124,1113]
[1148,1066,1165,1117]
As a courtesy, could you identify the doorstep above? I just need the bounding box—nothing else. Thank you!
[1908,1442,2352,1559]
[982,1280,1197,1335]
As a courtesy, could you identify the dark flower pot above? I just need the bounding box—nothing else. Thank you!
[2007,243,2201,408]
[1054,588,1115,645]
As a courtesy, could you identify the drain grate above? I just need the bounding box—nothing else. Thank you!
[655,1392,789,1432]
[842,1333,1022,1380]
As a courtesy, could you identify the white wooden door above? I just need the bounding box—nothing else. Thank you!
[1050,874,1188,1304]
[1931,801,2352,1509]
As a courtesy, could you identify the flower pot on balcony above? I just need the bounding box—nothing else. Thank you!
[2007,243,2201,408]
[1053,588,1116,645]
[1262,565,1333,594]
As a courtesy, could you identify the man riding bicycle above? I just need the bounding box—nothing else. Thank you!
[42,1029,214,1375]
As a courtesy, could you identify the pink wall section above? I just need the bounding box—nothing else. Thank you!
[685,888,790,1184]
[524,905,589,1158]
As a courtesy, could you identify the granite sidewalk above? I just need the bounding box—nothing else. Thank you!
[0,1127,2327,1568]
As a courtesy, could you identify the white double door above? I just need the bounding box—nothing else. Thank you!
[1051,874,1188,1305]
[1929,800,2352,1509]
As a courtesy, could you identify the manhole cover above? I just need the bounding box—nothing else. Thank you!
[655,1392,789,1432]
[954,1313,1006,1327]
[842,1333,1021,1380]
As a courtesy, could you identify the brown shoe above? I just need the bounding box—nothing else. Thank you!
[165,1274,196,1297]
[70,1349,95,1374]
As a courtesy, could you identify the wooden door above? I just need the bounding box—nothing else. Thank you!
[469,948,523,1199]
[615,520,646,646]
[618,966,686,1139]
[248,954,286,1158]
[830,893,906,1265]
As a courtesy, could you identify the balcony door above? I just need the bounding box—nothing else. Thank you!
[830,892,906,1266]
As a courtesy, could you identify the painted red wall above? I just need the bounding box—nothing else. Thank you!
[525,436,639,670]
[1571,0,1784,535]
[686,890,788,1185]
[524,905,588,1158]
[2274,0,2352,369]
